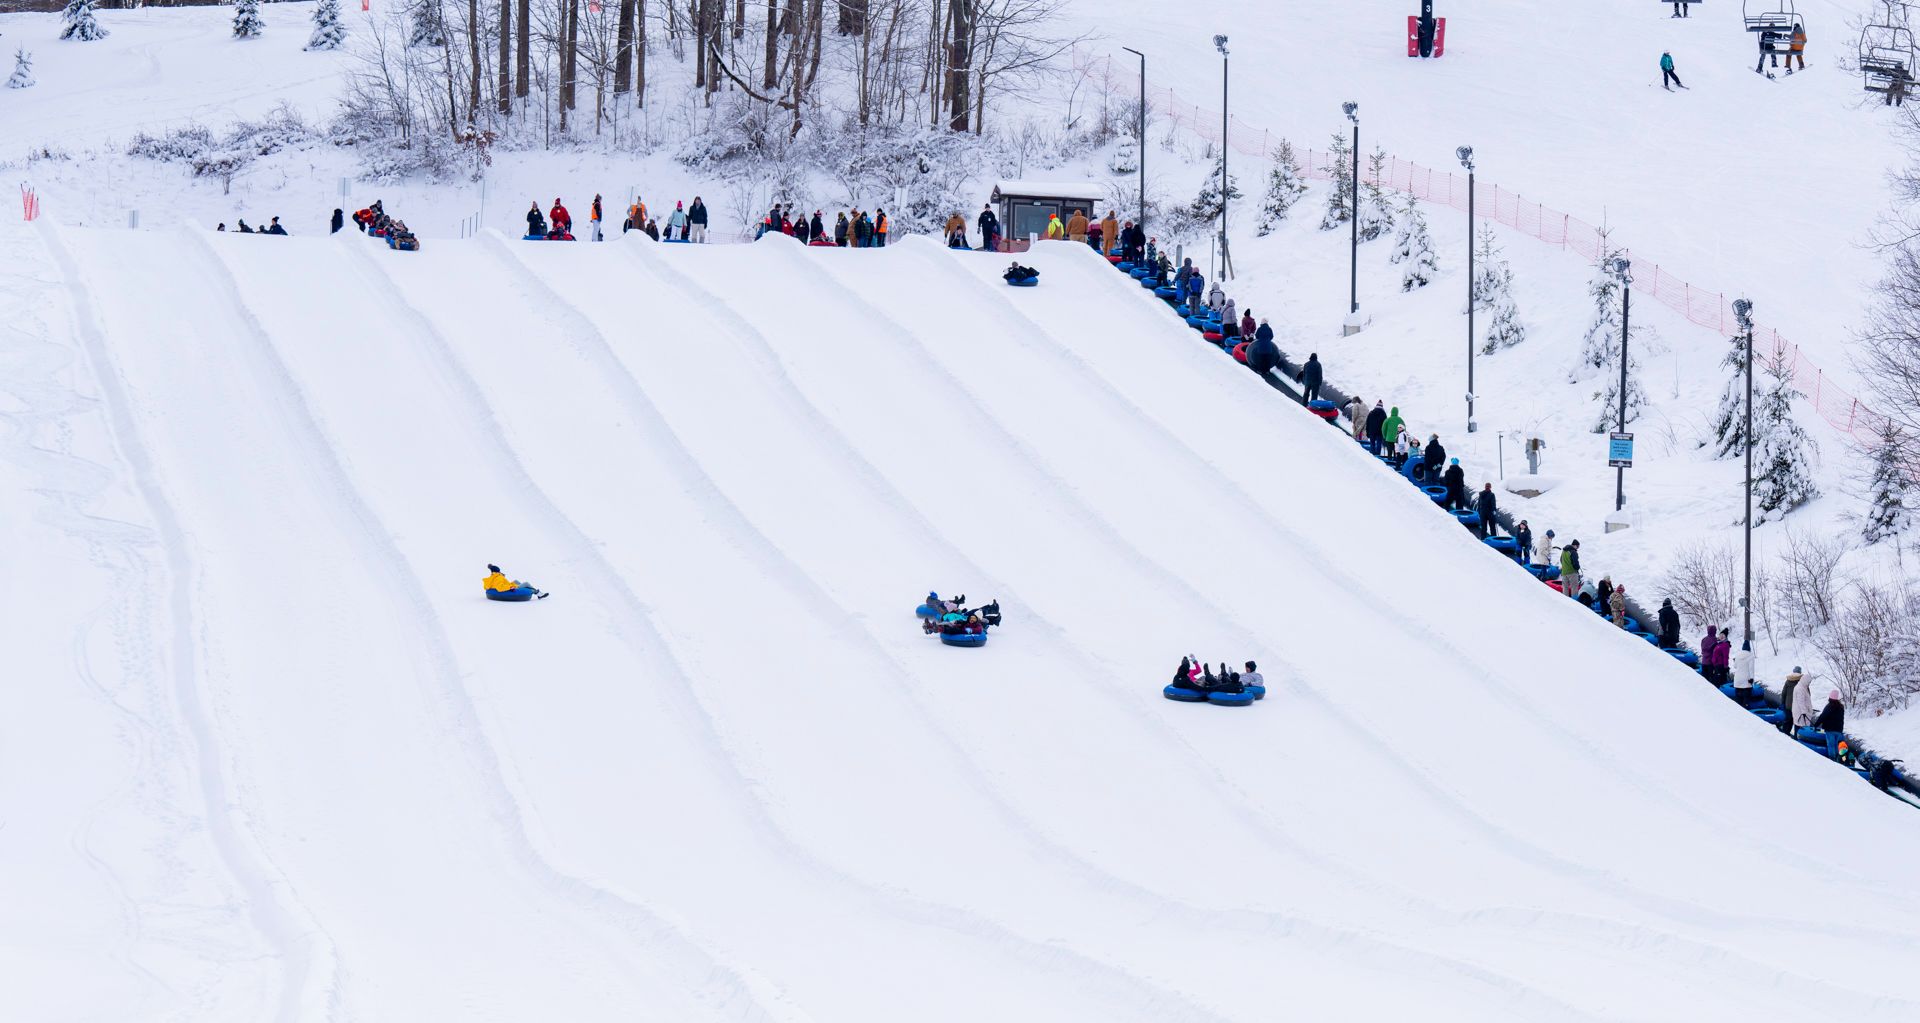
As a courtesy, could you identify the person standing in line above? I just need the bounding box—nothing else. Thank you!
[1364,401,1387,456]
[330,208,344,234]
[1535,528,1556,569]
[1609,584,1629,629]
[1813,690,1844,732]
[1661,51,1685,90]
[1099,210,1119,254]
[1066,208,1089,244]
[1560,540,1583,601]
[977,204,999,251]
[1513,519,1532,559]
[874,209,890,246]
[591,194,603,241]
[668,201,689,240]
[1656,598,1681,648]
[1476,483,1499,537]
[688,196,709,242]
[1442,458,1467,511]
[1297,352,1324,404]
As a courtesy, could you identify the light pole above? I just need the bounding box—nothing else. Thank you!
[1457,145,1476,433]
[1214,34,1233,281]
[1607,255,1633,511]
[1344,101,1360,331]
[1122,47,1146,236]
[1733,297,1756,658]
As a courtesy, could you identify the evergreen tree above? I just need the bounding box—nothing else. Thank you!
[1394,195,1439,291]
[6,49,33,89]
[1107,135,1138,176]
[1863,419,1912,543]
[409,0,448,47]
[1187,155,1241,225]
[306,0,347,50]
[233,0,264,39]
[1255,139,1307,237]
[60,0,109,41]
[1710,329,1753,458]
[1754,351,1820,518]
[1473,224,1525,352]
[1573,237,1653,380]
[1320,130,1354,231]
[1357,146,1394,242]
[1592,353,1648,432]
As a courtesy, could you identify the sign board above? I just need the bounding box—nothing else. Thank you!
[1607,431,1634,468]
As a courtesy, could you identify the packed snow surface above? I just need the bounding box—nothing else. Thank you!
[5,225,1920,1020]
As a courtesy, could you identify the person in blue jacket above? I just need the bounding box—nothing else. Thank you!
[1185,269,1205,313]
[1247,331,1280,378]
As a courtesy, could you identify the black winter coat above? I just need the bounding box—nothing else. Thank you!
[1443,465,1466,503]
[330,209,345,234]
[1247,337,1280,376]
[689,201,709,225]
[1814,699,1844,732]
[1475,488,1496,520]
[1364,407,1387,440]
[1424,439,1446,468]
[1300,357,1323,391]
[1657,605,1681,645]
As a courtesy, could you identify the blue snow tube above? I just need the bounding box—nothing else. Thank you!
[1620,616,1641,633]
[1007,277,1038,287]
[1206,690,1256,706]
[1421,485,1449,505]
[1139,278,1159,289]
[521,234,545,241]
[915,604,939,617]
[1117,261,1136,272]
[1525,563,1562,582]
[1130,268,1151,279]
[940,632,989,647]
[1483,536,1520,558]
[1164,685,1209,702]
[1451,510,1482,530]
[1631,630,1660,645]
[1665,648,1701,668]
[1751,707,1788,726]
[486,585,538,602]
[1243,683,1266,700]
[1155,286,1179,299]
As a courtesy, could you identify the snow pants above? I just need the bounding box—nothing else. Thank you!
[1662,69,1683,89]
[1562,571,1582,599]
[690,223,707,243]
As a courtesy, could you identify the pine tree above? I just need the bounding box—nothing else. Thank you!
[1574,237,1652,380]
[1357,146,1394,242]
[1472,224,1525,352]
[1255,140,1307,237]
[1710,329,1752,458]
[6,49,33,89]
[1754,350,1820,518]
[1863,419,1912,543]
[1187,156,1241,225]
[60,0,109,41]
[1394,195,1439,291]
[1320,131,1354,231]
[233,0,264,39]
[1107,135,1138,176]
[306,0,347,50]
[1592,354,1648,432]
[409,0,448,47]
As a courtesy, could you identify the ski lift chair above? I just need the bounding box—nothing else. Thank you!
[1743,0,1798,33]
[1862,19,1919,93]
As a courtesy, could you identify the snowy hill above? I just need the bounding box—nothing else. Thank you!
[8,222,1920,1019]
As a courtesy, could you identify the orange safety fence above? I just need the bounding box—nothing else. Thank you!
[1074,49,1888,448]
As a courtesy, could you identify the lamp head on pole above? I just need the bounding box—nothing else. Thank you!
[1342,101,1359,123]
[1455,145,1474,171]
[1732,297,1754,333]
[1213,34,1229,56]
[1606,255,1632,284]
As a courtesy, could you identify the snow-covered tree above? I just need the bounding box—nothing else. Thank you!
[409,0,448,47]
[60,0,109,41]
[1187,155,1241,225]
[1394,195,1438,291]
[233,0,264,39]
[306,0,346,50]
[1473,224,1525,352]
[1255,140,1307,236]
[1574,237,1653,379]
[1864,419,1912,543]
[1107,135,1138,176]
[1754,350,1820,518]
[1592,354,1649,432]
[1710,329,1753,458]
[1357,147,1394,242]
[1320,130,1354,231]
[6,49,33,89]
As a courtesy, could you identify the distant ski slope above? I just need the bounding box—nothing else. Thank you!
[9,224,1920,1021]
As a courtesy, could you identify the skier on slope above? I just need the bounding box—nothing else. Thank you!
[1661,51,1685,91]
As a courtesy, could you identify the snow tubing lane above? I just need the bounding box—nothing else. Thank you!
[1206,690,1256,707]
[486,586,538,602]
[1163,685,1208,702]
[939,632,989,647]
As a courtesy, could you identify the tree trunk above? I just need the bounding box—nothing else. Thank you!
[615,0,636,93]
[515,0,529,98]
[636,0,648,101]
[946,0,969,131]
[733,0,743,39]
[468,0,481,120]
[498,0,511,113]
[762,0,777,89]
[836,0,863,35]
[693,0,706,87]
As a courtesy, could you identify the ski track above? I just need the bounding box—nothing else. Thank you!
[187,230,796,1023]
[39,222,331,1023]
[779,239,1920,1011]
[472,232,1242,1023]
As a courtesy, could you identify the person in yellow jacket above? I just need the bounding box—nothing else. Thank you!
[1045,213,1065,240]
[483,564,547,600]
[1066,208,1089,244]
